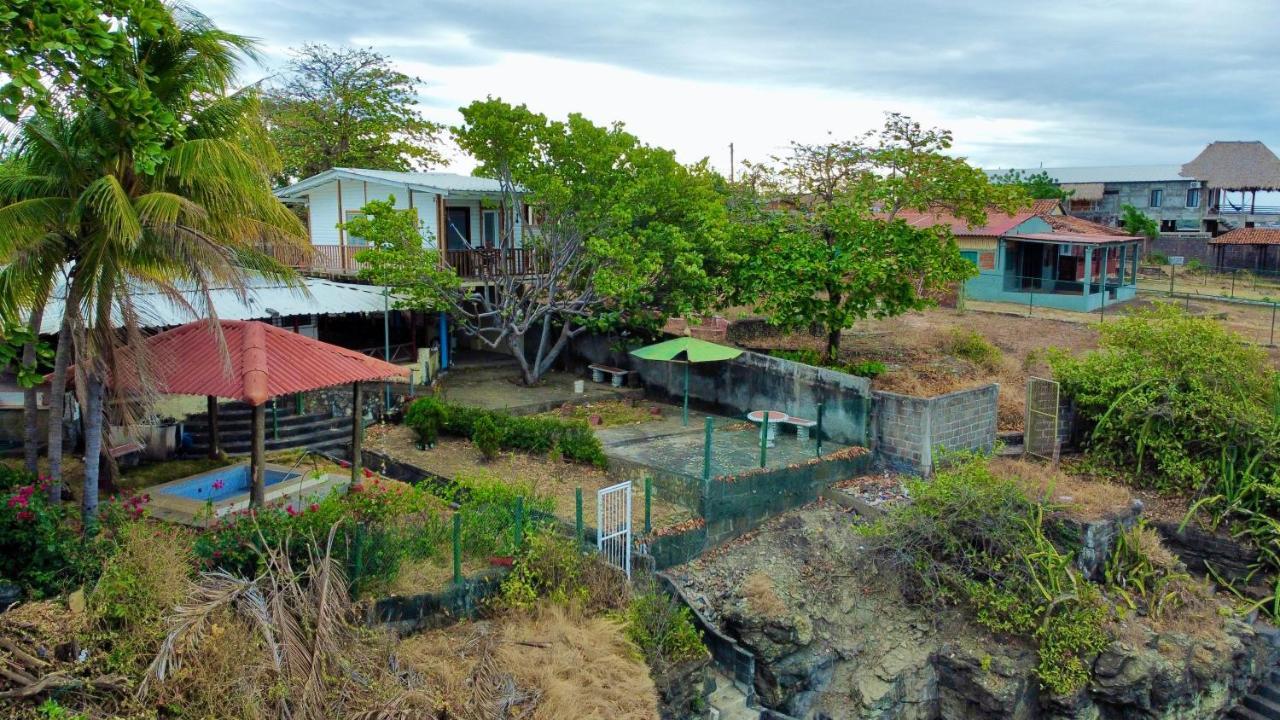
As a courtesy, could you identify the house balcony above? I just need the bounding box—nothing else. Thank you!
[268,245,542,279]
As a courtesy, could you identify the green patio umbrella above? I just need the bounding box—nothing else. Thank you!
[630,337,743,426]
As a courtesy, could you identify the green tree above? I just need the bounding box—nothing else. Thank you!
[263,45,445,182]
[989,169,1072,201]
[0,8,306,525]
[736,114,1026,362]
[1120,203,1159,242]
[442,98,733,385]
[342,197,457,311]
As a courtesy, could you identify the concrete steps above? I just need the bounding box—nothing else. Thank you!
[708,670,758,720]
[1228,668,1280,720]
[182,402,353,456]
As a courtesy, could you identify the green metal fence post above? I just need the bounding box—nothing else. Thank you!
[294,392,303,416]
[271,399,279,440]
[575,487,583,545]
[1169,263,1176,296]
[1271,301,1277,347]
[514,496,524,551]
[816,403,824,457]
[702,416,713,482]
[759,415,767,468]
[1231,270,1236,298]
[452,513,462,585]
[644,478,652,535]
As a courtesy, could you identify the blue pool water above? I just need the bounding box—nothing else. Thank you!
[160,464,301,502]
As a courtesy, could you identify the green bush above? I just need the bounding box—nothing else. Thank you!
[625,584,707,669]
[1050,304,1278,492]
[1144,252,1169,266]
[0,462,35,493]
[858,456,1109,695]
[848,359,887,378]
[770,349,886,378]
[403,396,444,446]
[942,328,1002,370]
[497,530,629,613]
[404,397,608,467]
[453,471,554,559]
[0,481,121,598]
[472,415,502,461]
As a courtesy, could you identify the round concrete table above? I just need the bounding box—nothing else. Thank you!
[746,410,788,447]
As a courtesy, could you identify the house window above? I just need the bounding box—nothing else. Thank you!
[1186,187,1201,208]
[343,210,367,246]
[960,251,979,267]
[1149,189,1163,208]
[482,210,498,247]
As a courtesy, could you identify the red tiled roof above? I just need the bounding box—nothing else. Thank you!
[80,320,408,405]
[1208,227,1280,245]
[1030,199,1063,214]
[895,208,1040,237]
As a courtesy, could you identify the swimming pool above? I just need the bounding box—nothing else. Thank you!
[161,464,301,502]
[149,461,347,525]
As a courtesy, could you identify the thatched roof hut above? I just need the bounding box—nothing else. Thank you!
[1180,141,1280,190]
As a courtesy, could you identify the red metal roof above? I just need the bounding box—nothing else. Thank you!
[98,320,408,405]
[894,208,1040,237]
[1007,232,1139,246]
[1209,227,1280,246]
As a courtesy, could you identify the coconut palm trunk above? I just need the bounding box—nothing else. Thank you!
[22,304,45,474]
[81,372,104,532]
[45,314,72,503]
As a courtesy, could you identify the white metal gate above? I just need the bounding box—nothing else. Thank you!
[597,480,632,578]
[1024,376,1061,464]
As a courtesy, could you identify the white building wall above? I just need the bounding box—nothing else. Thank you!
[306,182,341,246]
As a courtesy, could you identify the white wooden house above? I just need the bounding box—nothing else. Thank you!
[274,167,530,277]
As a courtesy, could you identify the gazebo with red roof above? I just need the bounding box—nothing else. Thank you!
[1208,227,1280,274]
[110,320,408,505]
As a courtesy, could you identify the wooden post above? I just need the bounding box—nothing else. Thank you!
[250,403,265,507]
[207,395,220,459]
[351,382,363,483]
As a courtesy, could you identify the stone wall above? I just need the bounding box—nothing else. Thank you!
[572,335,871,447]
[367,568,508,634]
[1151,235,1280,272]
[871,384,999,475]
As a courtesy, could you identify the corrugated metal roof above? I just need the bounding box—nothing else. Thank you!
[275,167,513,198]
[39,276,395,334]
[1008,232,1137,246]
[95,320,408,405]
[987,165,1188,184]
[895,208,1040,237]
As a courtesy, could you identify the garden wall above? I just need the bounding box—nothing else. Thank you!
[368,568,508,634]
[572,335,871,446]
[871,384,999,475]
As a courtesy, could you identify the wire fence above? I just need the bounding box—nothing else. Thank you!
[957,268,1278,348]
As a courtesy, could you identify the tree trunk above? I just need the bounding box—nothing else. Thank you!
[46,314,72,504]
[825,326,842,364]
[81,373,105,533]
[22,305,46,475]
[349,382,362,485]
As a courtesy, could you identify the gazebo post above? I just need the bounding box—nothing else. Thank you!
[206,395,220,459]
[351,381,363,483]
[250,403,265,507]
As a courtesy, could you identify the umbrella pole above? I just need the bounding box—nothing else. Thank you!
[250,403,265,507]
[682,362,690,427]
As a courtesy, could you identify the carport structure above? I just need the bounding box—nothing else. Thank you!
[102,319,408,505]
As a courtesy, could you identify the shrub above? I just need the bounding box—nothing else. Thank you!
[858,456,1109,695]
[403,395,444,446]
[88,524,192,672]
[770,349,886,378]
[1050,304,1278,492]
[848,359,887,378]
[498,530,628,613]
[454,471,555,559]
[472,415,502,461]
[942,327,1002,371]
[1144,252,1169,266]
[624,582,706,669]
[0,482,117,597]
[0,463,35,493]
[404,397,608,467]
[771,348,823,366]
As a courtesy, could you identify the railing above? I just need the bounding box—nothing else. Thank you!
[444,248,541,278]
[1209,202,1280,216]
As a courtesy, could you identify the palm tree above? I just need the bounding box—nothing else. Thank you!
[0,6,308,527]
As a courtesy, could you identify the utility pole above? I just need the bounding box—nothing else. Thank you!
[729,143,734,182]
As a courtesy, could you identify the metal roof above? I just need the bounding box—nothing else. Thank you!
[275,167,515,198]
[39,276,395,335]
[895,208,1040,237]
[1008,232,1137,246]
[99,320,408,405]
[987,165,1189,184]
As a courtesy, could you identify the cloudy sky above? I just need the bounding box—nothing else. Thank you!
[197,0,1280,174]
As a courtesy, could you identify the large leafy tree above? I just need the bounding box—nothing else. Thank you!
[0,6,306,525]
[734,114,1026,362]
[344,196,457,310]
[262,45,445,183]
[1,0,181,171]
[394,98,733,385]
[990,169,1072,201]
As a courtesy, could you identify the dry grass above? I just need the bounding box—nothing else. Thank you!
[399,604,659,720]
[988,457,1132,521]
[388,556,488,597]
[536,399,659,427]
[742,571,788,617]
[365,425,693,530]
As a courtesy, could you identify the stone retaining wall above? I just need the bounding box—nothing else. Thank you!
[367,568,508,634]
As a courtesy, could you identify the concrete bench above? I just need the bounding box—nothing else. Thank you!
[588,364,630,388]
[782,416,818,443]
[108,440,145,466]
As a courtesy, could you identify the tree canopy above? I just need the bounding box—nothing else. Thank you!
[733,114,1027,361]
[344,197,457,310]
[263,45,445,183]
[989,169,1072,201]
[1120,203,1160,241]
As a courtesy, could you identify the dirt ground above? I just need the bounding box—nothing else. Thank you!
[364,424,694,532]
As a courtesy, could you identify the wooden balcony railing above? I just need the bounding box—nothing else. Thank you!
[268,244,540,279]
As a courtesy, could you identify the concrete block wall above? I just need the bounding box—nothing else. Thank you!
[871,384,999,475]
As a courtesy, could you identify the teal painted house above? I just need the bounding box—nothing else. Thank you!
[902,200,1143,312]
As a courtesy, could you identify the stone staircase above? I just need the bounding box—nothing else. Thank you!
[181,401,352,456]
[708,670,759,720]
[1229,671,1280,720]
